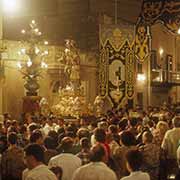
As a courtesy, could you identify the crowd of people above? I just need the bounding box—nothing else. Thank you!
[0,104,180,180]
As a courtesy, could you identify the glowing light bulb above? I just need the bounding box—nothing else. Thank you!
[44,50,49,55]
[27,60,32,67]
[21,29,26,34]
[41,61,48,68]
[32,20,36,24]
[21,48,26,54]
[65,48,70,53]
[34,28,39,33]
[159,48,164,56]
[35,47,40,54]
[44,41,48,45]
[38,32,42,36]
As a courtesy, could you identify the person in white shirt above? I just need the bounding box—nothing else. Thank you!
[48,137,81,180]
[177,145,180,168]
[43,117,56,136]
[72,144,117,180]
[161,116,180,160]
[54,118,65,132]
[23,143,57,180]
[161,116,180,178]
[120,149,150,180]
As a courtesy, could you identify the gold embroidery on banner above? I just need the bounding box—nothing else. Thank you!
[100,25,135,107]
[99,47,108,97]
[134,25,149,63]
[142,2,163,24]
[126,51,135,99]
[136,0,180,63]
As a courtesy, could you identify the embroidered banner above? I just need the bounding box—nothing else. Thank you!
[135,0,180,63]
[99,19,135,107]
[140,0,180,33]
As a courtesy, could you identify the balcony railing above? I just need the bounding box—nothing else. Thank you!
[151,69,180,85]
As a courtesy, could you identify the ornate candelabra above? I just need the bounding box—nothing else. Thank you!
[17,20,48,96]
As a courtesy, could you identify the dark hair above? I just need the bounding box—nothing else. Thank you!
[143,131,153,143]
[80,137,90,149]
[58,133,65,144]
[48,130,58,143]
[120,131,136,146]
[90,144,105,162]
[173,116,180,128]
[0,135,8,153]
[60,137,73,152]
[24,143,44,162]
[30,130,43,143]
[119,119,128,130]
[107,110,114,118]
[126,149,143,171]
[129,118,138,127]
[8,126,18,133]
[28,123,38,133]
[66,131,76,139]
[110,118,120,125]
[44,136,56,150]
[19,125,27,134]
[66,124,77,134]
[11,120,18,126]
[147,120,154,128]
[50,166,63,180]
[108,125,118,134]
[57,127,65,135]
[94,128,106,143]
[8,132,18,145]
[151,117,159,125]
[77,128,90,139]
[90,121,98,129]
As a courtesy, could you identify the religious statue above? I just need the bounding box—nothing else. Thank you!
[94,95,104,117]
[51,39,89,118]
[70,57,80,81]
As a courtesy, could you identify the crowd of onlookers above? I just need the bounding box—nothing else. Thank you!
[0,104,180,180]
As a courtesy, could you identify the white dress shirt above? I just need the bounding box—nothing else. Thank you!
[120,171,150,180]
[23,164,57,180]
[161,128,180,159]
[72,162,117,180]
[177,145,180,167]
[48,153,81,180]
[43,124,56,135]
